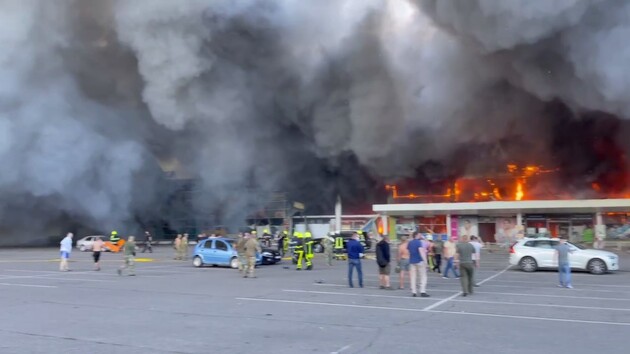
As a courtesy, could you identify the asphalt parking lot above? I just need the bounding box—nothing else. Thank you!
[0,246,629,354]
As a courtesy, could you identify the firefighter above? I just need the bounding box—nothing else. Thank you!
[334,233,345,260]
[110,231,120,245]
[294,231,305,270]
[304,230,314,270]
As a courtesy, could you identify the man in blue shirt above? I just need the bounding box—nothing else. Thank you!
[347,232,365,288]
[408,232,430,297]
[555,238,574,288]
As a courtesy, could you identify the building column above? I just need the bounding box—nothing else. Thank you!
[595,212,605,250]
[380,214,388,237]
[446,214,452,240]
[516,213,523,226]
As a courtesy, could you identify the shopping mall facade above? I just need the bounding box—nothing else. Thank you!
[373,199,630,245]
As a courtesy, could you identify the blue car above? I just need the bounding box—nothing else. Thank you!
[192,238,261,268]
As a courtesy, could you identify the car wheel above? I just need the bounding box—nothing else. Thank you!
[587,258,607,275]
[79,245,86,252]
[192,256,203,268]
[519,256,538,272]
[229,257,239,269]
[313,244,323,253]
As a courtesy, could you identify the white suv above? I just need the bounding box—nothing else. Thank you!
[509,238,619,274]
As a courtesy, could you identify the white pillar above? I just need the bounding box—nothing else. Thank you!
[595,212,605,249]
[516,213,523,226]
[446,214,452,239]
[334,195,342,233]
[595,212,603,226]
[380,214,388,236]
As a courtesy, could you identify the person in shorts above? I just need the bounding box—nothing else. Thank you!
[93,237,104,271]
[376,235,391,289]
[59,233,73,272]
[397,235,410,289]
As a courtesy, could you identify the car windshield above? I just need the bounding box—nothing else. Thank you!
[568,242,586,250]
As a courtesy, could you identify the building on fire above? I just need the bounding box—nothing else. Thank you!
[373,164,630,245]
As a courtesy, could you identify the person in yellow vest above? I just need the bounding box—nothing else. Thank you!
[110,230,120,245]
[304,231,314,270]
[334,233,345,260]
[294,231,305,270]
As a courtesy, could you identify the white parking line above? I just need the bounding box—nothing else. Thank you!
[331,344,351,354]
[284,289,630,312]
[284,289,445,300]
[485,279,630,289]
[313,283,458,293]
[423,265,510,311]
[472,290,630,302]
[479,283,629,294]
[236,297,630,327]
[0,282,57,288]
[430,309,630,327]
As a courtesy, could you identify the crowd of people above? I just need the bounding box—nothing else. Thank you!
[57,228,574,291]
[346,232,486,297]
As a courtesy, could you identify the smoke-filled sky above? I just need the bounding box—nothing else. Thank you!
[2,0,630,242]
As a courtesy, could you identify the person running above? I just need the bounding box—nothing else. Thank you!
[455,235,475,297]
[93,236,104,271]
[397,236,410,289]
[59,233,73,272]
[376,235,391,289]
[118,235,136,276]
[555,238,573,289]
[347,233,364,288]
[408,232,430,297]
[442,236,460,279]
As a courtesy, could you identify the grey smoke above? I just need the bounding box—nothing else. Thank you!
[1,0,629,244]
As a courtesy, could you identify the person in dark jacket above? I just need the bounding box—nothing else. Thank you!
[376,235,392,289]
[347,233,365,288]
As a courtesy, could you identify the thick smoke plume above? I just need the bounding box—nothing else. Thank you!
[1,0,629,244]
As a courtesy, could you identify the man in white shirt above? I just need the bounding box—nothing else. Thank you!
[469,235,483,287]
[59,233,73,272]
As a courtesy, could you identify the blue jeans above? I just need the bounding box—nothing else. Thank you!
[348,259,363,288]
[559,262,571,286]
[443,257,460,278]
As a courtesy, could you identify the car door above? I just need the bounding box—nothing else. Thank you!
[566,242,585,269]
[213,240,232,266]
[198,240,215,263]
[535,240,556,267]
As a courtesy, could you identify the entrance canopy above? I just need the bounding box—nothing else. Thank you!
[373,199,630,216]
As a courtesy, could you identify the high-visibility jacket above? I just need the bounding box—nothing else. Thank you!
[110,234,120,243]
[334,237,344,249]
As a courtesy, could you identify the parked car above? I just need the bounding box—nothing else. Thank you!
[509,238,619,274]
[261,248,282,265]
[192,238,262,268]
[75,235,106,252]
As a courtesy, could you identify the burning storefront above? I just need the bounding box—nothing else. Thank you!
[374,159,630,246]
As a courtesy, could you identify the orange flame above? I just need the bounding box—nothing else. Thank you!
[515,180,524,201]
